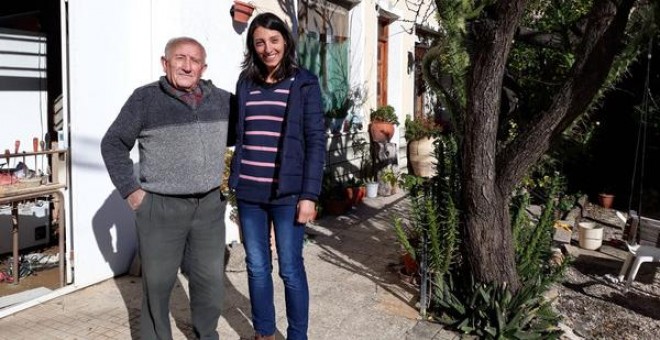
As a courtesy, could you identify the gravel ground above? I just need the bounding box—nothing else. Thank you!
[553,203,660,340]
[556,265,660,339]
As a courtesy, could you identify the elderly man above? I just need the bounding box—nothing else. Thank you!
[101,37,231,340]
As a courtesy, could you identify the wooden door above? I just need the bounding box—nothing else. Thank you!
[377,19,388,107]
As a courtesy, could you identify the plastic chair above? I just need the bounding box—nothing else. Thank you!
[617,244,660,291]
[617,211,660,291]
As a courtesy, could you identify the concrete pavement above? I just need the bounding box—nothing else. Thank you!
[0,192,456,339]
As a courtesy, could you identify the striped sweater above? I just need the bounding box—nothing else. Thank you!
[229,68,326,202]
[235,77,296,203]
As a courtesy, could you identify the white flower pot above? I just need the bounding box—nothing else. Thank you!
[366,182,379,198]
[578,222,603,250]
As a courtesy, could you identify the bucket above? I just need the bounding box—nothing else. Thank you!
[578,222,603,250]
[366,182,379,198]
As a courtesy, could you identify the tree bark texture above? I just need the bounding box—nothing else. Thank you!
[462,0,527,291]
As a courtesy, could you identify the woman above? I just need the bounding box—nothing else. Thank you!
[229,12,325,340]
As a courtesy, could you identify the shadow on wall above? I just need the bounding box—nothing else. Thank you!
[92,189,137,276]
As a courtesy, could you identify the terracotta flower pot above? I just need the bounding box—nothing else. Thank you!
[348,186,365,206]
[401,252,418,275]
[232,0,255,23]
[369,121,395,142]
[344,186,365,207]
[598,193,614,209]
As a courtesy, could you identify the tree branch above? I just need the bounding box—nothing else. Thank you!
[422,45,464,131]
[496,0,637,195]
[515,27,565,49]
[514,14,589,51]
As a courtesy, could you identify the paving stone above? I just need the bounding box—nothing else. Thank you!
[405,321,442,339]
[0,192,461,339]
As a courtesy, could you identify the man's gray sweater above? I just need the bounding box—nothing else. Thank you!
[101,77,231,198]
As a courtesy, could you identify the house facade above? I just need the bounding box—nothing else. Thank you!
[0,0,436,316]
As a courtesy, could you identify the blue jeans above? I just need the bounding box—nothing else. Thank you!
[238,200,309,340]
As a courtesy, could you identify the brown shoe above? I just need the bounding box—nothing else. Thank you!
[254,334,275,340]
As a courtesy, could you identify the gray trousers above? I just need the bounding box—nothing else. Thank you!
[135,189,226,340]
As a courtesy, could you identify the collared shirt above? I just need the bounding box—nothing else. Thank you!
[160,78,204,109]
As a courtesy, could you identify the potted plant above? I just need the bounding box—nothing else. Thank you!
[378,167,399,196]
[231,0,255,23]
[598,192,615,209]
[320,174,349,215]
[325,92,354,134]
[365,177,379,198]
[405,114,442,178]
[349,134,378,199]
[393,217,421,284]
[404,114,442,142]
[369,105,399,142]
[344,177,366,207]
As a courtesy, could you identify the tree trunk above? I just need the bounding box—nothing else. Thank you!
[462,0,527,291]
[463,187,519,289]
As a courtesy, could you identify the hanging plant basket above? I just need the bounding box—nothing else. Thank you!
[232,0,255,23]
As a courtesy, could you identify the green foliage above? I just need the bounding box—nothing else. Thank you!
[404,114,443,141]
[406,133,570,338]
[431,135,461,275]
[564,2,659,143]
[393,217,418,260]
[397,134,460,276]
[393,176,426,261]
[511,192,532,256]
[320,171,345,201]
[516,185,556,281]
[351,134,374,182]
[370,105,399,125]
[221,149,238,222]
[421,0,480,133]
[379,167,399,186]
[557,194,577,214]
[435,276,563,339]
[432,184,571,339]
[325,93,353,119]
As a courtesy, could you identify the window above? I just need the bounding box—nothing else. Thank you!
[298,0,351,118]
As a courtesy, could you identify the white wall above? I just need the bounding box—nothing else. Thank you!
[349,2,367,117]
[67,0,245,286]
[0,32,48,161]
[66,0,428,286]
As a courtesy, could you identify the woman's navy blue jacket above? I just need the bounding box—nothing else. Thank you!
[228,68,326,202]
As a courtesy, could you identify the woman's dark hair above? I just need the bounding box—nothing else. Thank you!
[241,12,298,84]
